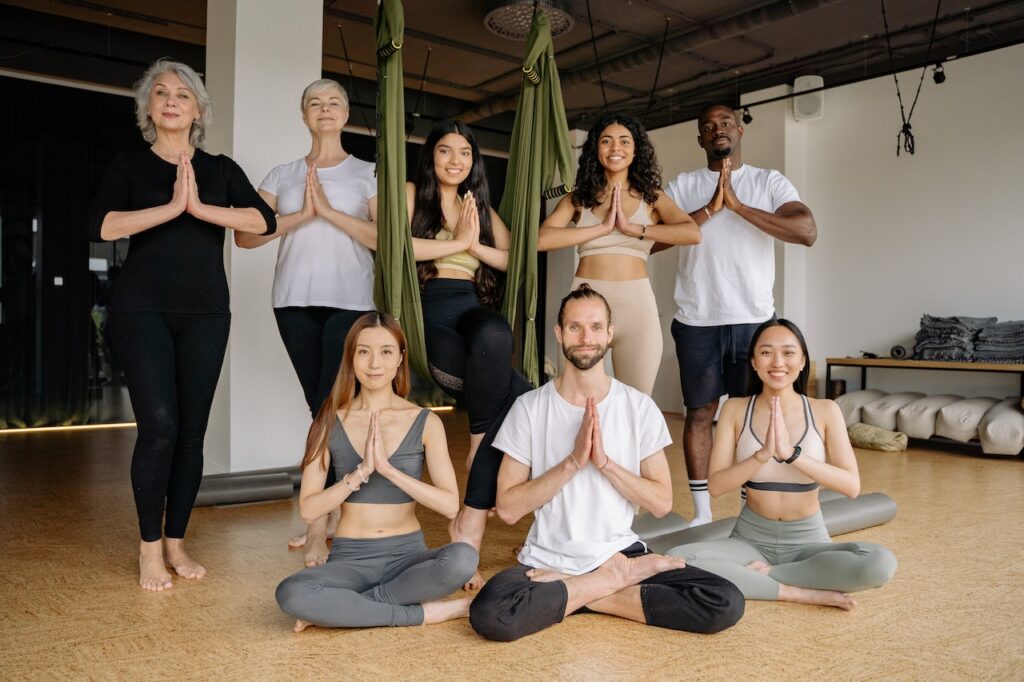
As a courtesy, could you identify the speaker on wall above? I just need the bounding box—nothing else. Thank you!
[793,75,824,121]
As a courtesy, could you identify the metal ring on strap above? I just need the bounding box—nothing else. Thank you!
[542,184,571,199]
[522,64,541,85]
[377,39,402,58]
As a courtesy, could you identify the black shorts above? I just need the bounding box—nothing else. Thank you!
[670,318,772,408]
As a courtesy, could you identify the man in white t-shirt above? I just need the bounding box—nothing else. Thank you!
[665,104,817,527]
[468,284,744,642]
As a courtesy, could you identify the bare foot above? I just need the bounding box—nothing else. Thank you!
[462,571,484,592]
[304,541,329,568]
[139,540,173,591]
[778,584,858,610]
[422,598,472,624]
[293,618,314,633]
[746,560,772,575]
[526,568,569,583]
[598,552,686,589]
[287,532,307,549]
[163,538,207,580]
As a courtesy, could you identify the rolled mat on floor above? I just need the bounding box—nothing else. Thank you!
[635,490,898,555]
[194,472,295,507]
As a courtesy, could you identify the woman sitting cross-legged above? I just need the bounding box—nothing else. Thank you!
[667,319,897,609]
[275,312,479,631]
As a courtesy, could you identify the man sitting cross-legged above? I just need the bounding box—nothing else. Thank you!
[469,284,744,642]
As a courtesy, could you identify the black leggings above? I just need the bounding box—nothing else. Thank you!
[420,279,531,510]
[274,306,365,491]
[107,311,230,542]
[469,542,745,642]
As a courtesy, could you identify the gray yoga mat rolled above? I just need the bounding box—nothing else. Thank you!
[194,472,295,507]
[635,490,898,555]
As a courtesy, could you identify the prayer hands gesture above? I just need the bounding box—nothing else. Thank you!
[611,182,644,238]
[708,158,741,213]
[170,153,205,217]
[453,191,481,251]
[755,396,795,463]
[297,164,318,222]
[569,398,610,472]
[359,411,384,478]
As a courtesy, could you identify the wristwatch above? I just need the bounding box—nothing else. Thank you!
[775,445,802,464]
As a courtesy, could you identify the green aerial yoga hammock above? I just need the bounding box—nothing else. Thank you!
[499,10,575,387]
[373,0,429,380]
[374,2,573,388]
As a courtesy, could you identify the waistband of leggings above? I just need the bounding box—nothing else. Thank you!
[736,504,826,535]
[329,529,426,555]
[423,278,476,293]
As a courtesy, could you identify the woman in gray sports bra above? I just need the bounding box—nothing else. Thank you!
[668,319,896,609]
[275,312,478,631]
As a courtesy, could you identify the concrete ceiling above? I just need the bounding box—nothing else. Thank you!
[2,0,1023,143]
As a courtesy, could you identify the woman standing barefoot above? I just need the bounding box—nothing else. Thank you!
[275,312,478,630]
[88,59,276,590]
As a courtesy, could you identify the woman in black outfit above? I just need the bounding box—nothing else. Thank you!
[88,59,275,591]
[393,120,531,589]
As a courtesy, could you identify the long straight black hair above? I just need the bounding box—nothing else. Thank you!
[746,318,811,396]
[411,119,502,308]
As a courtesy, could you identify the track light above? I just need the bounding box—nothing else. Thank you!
[932,63,946,84]
[741,107,753,125]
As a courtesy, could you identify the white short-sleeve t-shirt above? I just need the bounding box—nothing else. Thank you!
[259,156,377,310]
[666,164,800,326]
[492,379,672,575]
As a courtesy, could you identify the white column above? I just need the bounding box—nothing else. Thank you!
[204,0,323,473]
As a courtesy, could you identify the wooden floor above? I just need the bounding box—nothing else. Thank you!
[1,411,1022,680]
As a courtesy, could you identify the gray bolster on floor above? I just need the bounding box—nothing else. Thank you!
[194,472,295,507]
[635,490,897,554]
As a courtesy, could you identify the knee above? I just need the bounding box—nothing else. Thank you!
[694,579,745,634]
[275,575,306,616]
[685,402,718,428]
[442,542,480,585]
[137,410,177,455]
[460,310,513,358]
[468,591,520,642]
[857,545,898,588]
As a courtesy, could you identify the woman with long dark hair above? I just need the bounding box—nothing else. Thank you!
[382,119,531,590]
[236,78,377,567]
[667,319,897,608]
[275,312,478,631]
[539,113,700,394]
[88,59,276,590]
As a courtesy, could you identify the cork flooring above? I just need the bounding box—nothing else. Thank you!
[0,411,1021,680]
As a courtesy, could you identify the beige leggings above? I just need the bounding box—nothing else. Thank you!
[571,276,662,394]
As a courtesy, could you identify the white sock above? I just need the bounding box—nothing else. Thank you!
[688,480,712,527]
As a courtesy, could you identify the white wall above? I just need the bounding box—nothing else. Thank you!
[642,44,1024,406]
[204,0,323,473]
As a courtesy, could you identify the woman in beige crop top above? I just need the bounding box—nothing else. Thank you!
[539,114,701,395]
[667,320,897,609]
[276,312,479,631]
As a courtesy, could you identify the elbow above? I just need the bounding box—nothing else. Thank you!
[846,481,861,499]
[707,477,728,498]
[649,497,673,519]
[800,224,818,247]
[494,499,522,526]
[690,228,702,245]
[298,499,319,525]
[441,494,460,521]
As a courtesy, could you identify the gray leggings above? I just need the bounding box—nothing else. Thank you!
[275,530,478,627]
[667,506,897,600]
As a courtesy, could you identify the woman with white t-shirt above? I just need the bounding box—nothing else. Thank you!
[236,78,377,567]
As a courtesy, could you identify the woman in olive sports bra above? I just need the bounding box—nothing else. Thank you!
[275,312,478,631]
[667,319,896,609]
[539,113,700,394]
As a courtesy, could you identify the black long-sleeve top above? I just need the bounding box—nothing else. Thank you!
[88,148,276,314]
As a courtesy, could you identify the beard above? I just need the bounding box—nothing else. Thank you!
[710,144,732,159]
[562,342,609,371]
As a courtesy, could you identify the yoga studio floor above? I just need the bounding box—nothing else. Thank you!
[1,411,1021,680]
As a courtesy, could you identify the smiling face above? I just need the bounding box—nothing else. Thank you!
[302,85,348,134]
[433,133,473,187]
[352,326,404,391]
[596,123,635,174]
[751,324,806,392]
[555,297,614,371]
[697,105,743,161]
[147,71,199,137]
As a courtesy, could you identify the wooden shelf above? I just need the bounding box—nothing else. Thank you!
[825,357,1024,399]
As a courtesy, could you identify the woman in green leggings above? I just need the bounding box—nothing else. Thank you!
[667,319,896,609]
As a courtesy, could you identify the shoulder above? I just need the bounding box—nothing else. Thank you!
[272,157,308,176]
[666,169,706,193]
[613,380,660,414]
[197,150,243,175]
[808,396,842,423]
[349,156,376,176]
[720,396,748,421]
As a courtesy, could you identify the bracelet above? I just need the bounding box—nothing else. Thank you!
[598,458,609,471]
[342,474,358,492]
[638,225,647,241]
[775,445,802,464]
[354,463,370,484]
[703,206,712,220]
[568,454,581,471]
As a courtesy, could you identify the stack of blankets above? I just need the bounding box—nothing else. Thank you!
[975,321,1024,363]
[914,315,1024,363]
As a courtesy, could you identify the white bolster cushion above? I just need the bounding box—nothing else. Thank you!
[935,397,1000,443]
[862,392,926,431]
[978,397,1024,456]
[835,389,888,427]
[896,395,963,439]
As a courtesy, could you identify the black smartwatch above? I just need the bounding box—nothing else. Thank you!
[778,445,802,464]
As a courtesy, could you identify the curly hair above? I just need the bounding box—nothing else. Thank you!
[572,113,662,209]
[411,120,503,308]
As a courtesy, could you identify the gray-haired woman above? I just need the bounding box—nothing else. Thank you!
[235,78,377,567]
[88,59,276,591]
